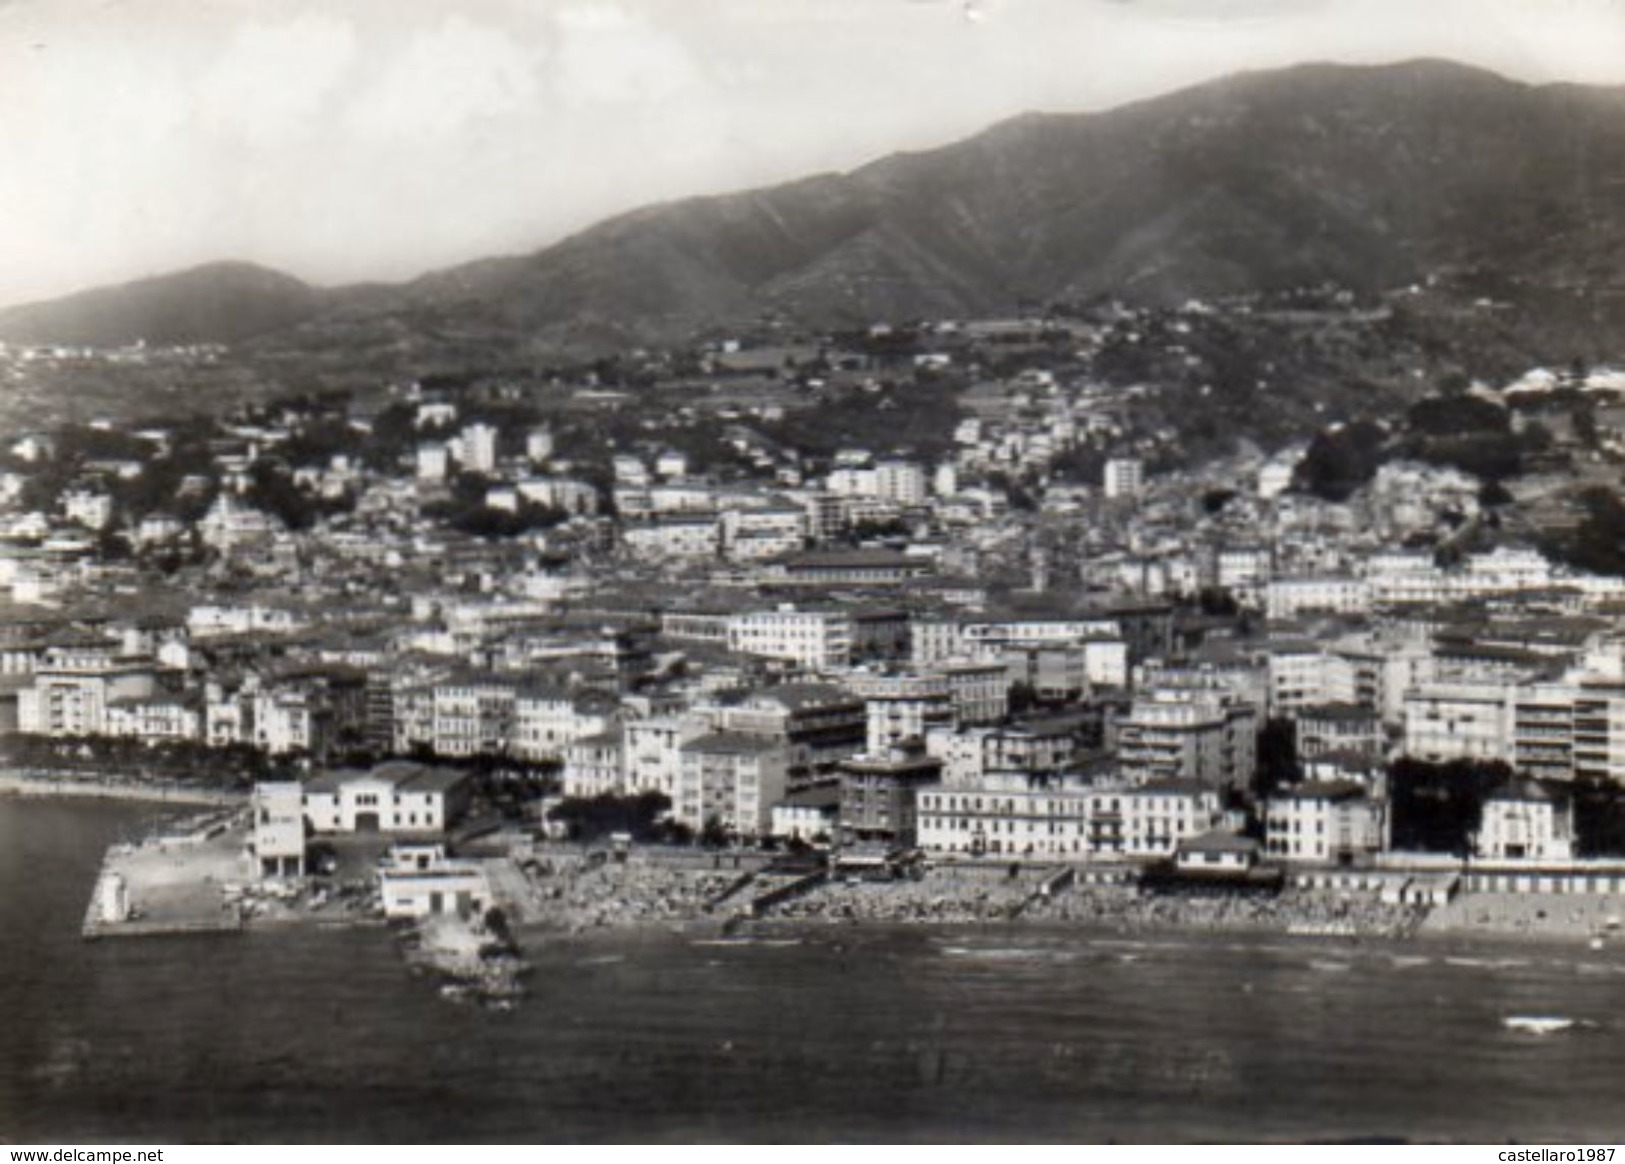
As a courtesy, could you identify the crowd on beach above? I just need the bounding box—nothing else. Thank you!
[1027,884,1426,940]
[521,856,742,931]
[768,868,1037,925]
[757,870,1425,939]
[510,855,1433,938]
[1422,891,1625,943]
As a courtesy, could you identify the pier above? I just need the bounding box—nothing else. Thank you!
[79,814,252,941]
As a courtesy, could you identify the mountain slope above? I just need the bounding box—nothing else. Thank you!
[0,262,323,347]
[8,59,1625,351]
[347,58,1625,342]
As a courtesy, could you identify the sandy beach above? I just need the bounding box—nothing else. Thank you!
[515,853,742,932]
[1420,891,1625,944]
[505,854,1435,940]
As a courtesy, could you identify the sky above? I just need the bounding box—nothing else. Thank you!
[1,0,1624,308]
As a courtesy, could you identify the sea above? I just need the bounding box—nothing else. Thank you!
[3,796,1625,1144]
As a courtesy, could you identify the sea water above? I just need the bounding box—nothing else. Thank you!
[3,798,1623,1143]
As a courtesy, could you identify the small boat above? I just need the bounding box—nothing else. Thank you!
[1503,1015,1575,1035]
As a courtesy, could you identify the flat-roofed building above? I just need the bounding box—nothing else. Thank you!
[561,732,625,799]
[1116,689,1257,789]
[675,732,791,839]
[1403,680,1514,764]
[1478,779,1574,862]
[1264,780,1385,865]
[302,761,471,835]
[726,607,852,671]
[1295,703,1386,764]
[1086,779,1223,859]
[837,744,943,848]
[251,782,307,878]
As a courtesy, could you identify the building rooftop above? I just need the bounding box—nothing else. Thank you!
[1299,702,1381,723]
[683,732,784,756]
[1271,779,1369,802]
[750,682,862,712]
[1177,829,1260,855]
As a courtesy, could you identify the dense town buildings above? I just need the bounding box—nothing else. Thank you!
[6,325,1625,877]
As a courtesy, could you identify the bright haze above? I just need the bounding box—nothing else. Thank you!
[2,0,1624,309]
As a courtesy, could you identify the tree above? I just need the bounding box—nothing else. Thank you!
[1254,718,1301,799]
[700,815,730,849]
[1388,757,1510,855]
[1406,394,1509,437]
[244,462,319,531]
[1573,404,1600,449]
[1571,775,1625,858]
[1543,488,1625,578]
[546,792,674,843]
[1478,479,1514,508]
[1293,421,1386,502]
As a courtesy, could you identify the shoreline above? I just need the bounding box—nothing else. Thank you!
[734,908,1623,949]
[0,769,244,807]
[503,856,1625,950]
[511,908,1625,957]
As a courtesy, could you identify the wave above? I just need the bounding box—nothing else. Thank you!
[940,946,1052,960]
[1308,960,1352,973]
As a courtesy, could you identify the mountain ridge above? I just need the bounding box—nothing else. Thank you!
[6,58,1625,352]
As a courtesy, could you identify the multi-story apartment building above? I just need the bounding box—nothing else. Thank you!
[1295,703,1386,763]
[18,647,157,737]
[837,744,943,848]
[1086,779,1223,859]
[726,607,852,671]
[1263,780,1385,865]
[673,733,790,838]
[429,678,516,758]
[1478,779,1574,862]
[511,687,616,764]
[719,506,806,562]
[874,459,928,506]
[706,683,866,780]
[561,732,625,798]
[1115,688,1257,789]
[622,716,707,799]
[1402,680,1514,764]
[846,673,955,754]
[458,422,498,474]
[1265,577,1372,620]
[104,696,201,743]
[916,771,1094,859]
[1103,457,1144,500]
[929,660,1010,725]
[622,517,720,561]
[251,783,307,878]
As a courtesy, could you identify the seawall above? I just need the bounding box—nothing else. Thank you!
[0,769,243,807]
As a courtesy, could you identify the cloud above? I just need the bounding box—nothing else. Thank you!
[1,0,1624,308]
[551,2,707,107]
[345,14,544,139]
[198,13,357,139]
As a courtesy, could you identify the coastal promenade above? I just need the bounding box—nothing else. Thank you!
[1,768,244,807]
